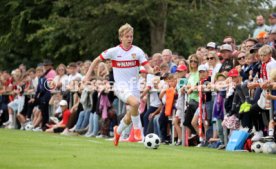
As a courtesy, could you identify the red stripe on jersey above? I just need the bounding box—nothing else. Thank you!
[119,44,133,51]
[141,61,148,66]
[112,60,139,68]
[99,54,105,61]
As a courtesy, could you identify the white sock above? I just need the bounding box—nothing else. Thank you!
[269,129,274,136]
[131,115,141,129]
[9,114,13,122]
[117,120,129,134]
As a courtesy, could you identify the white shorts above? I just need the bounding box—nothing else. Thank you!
[175,109,184,122]
[194,104,206,120]
[114,88,140,103]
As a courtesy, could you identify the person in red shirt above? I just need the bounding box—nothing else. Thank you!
[46,100,71,133]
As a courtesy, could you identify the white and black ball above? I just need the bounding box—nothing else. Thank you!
[144,133,161,149]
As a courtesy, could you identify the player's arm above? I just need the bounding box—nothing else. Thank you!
[83,56,102,82]
[143,63,154,75]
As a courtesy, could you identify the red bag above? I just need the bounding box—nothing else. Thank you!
[244,138,253,152]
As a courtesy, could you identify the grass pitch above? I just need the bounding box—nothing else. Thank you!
[0,129,275,169]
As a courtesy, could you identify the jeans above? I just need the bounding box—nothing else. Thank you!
[87,113,99,136]
[153,114,161,137]
[75,110,90,130]
[143,106,158,135]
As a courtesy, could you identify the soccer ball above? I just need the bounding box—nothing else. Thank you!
[25,122,34,131]
[251,141,264,153]
[262,142,276,154]
[144,133,160,149]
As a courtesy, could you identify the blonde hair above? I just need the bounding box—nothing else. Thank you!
[258,45,272,56]
[270,69,276,81]
[208,51,219,62]
[118,23,133,40]
[188,54,199,72]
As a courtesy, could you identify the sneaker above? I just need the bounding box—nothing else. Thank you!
[252,131,263,142]
[133,128,142,141]
[113,126,121,146]
[96,134,108,139]
[84,132,96,137]
[175,141,182,146]
[32,127,42,132]
[217,144,226,150]
[7,124,15,129]
[3,121,11,126]
[261,135,274,142]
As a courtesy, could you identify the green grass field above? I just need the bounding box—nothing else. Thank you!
[0,129,275,169]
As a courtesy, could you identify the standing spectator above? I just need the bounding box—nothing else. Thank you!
[268,13,276,33]
[205,51,222,83]
[219,44,234,76]
[196,47,208,64]
[162,49,177,73]
[42,59,56,80]
[53,64,68,92]
[244,38,258,53]
[206,42,217,52]
[183,54,199,139]
[256,31,269,45]
[253,15,270,38]
[222,36,238,57]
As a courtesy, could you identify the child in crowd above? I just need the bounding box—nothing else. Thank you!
[173,64,188,145]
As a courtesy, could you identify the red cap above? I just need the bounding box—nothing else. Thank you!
[177,64,187,72]
[228,68,239,77]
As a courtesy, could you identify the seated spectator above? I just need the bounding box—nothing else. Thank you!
[46,100,71,133]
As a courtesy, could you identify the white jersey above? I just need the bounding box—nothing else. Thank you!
[100,44,148,91]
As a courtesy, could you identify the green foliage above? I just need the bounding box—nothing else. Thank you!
[0,0,273,70]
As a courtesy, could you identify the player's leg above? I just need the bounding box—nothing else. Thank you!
[126,95,142,140]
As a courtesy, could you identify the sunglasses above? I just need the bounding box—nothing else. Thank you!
[237,56,245,60]
[207,57,215,60]
[190,60,198,63]
[223,41,232,44]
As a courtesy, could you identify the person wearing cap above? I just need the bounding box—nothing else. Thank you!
[253,15,270,38]
[206,42,217,51]
[222,36,238,57]
[172,64,188,145]
[218,44,234,76]
[191,64,212,146]
[256,31,269,45]
[269,13,276,33]
[46,100,71,133]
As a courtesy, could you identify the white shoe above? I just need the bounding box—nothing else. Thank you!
[69,125,76,132]
[96,134,108,138]
[7,124,15,129]
[32,127,42,132]
[3,121,11,126]
[252,131,263,142]
[60,129,70,136]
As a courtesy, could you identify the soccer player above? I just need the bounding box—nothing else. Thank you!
[84,23,153,146]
